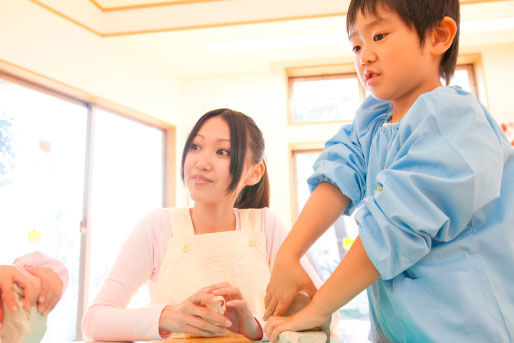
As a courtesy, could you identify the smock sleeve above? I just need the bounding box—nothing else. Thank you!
[308,96,393,215]
[357,88,504,280]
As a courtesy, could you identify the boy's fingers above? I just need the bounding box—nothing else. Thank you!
[264,297,279,320]
[304,279,317,297]
[273,299,290,317]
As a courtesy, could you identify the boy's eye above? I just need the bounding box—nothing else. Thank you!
[217,149,231,157]
[373,33,386,41]
[352,45,361,53]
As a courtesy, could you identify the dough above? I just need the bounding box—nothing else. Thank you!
[0,284,47,343]
[277,331,328,343]
[204,295,226,325]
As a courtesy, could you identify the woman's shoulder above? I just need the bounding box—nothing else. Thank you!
[132,207,174,239]
[235,207,287,233]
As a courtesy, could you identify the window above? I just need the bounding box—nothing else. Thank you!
[449,64,479,96]
[0,78,87,341]
[289,73,365,124]
[292,148,370,342]
[0,74,172,341]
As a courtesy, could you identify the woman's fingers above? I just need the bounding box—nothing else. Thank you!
[186,302,231,329]
[186,313,228,335]
[212,285,242,298]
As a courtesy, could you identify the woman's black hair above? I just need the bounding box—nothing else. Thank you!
[346,0,460,84]
[181,108,270,209]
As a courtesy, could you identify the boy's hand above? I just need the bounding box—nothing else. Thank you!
[0,265,41,316]
[264,304,330,343]
[264,256,316,320]
[207,282,263,340]
[27,266,63,315]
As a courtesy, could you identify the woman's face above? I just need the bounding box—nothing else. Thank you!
[184,116,239,205]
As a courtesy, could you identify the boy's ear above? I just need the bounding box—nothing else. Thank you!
[245,161,265,186]
[430,16,458,56]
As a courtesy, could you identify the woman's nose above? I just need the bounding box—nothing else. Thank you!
[195,154,212,171]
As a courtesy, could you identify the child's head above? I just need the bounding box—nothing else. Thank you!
[346,0,460,84]
[181,108,269,209]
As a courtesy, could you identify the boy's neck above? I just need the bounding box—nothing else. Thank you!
[190,203,236,234]
[390,80,443,123]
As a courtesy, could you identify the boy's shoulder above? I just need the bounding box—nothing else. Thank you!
[353,95,393,133]
[414,86,483,120]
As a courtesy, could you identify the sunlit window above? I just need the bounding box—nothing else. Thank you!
[292,149,370,343]
[0,79,87,341]
[0,76,166,341]
[289,74,364,124]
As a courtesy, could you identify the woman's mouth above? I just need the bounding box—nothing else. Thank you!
[192,174,212,185]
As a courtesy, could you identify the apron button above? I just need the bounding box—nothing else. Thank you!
[249,239,256,247]
[182,244,191,252]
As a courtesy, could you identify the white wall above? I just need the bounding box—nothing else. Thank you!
[477,42,514,123]
[0,0,182,124]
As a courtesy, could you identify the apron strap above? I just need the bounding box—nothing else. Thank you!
[238,208,263,234]
[168,207,195,241]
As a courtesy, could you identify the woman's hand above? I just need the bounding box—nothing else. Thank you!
[206,282,262,341]
[27,266,63,315]
[158,288,232,337]
[0,265,41,324]
[264,304,330,343]
[264,255,316,320]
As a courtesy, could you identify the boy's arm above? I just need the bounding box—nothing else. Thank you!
[310,236,379,314]
[265,236,379,343]
[264,182,350,319]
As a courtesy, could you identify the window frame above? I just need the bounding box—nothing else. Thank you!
[288,72,365,125]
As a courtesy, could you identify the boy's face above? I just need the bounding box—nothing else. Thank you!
[349,5,441,112]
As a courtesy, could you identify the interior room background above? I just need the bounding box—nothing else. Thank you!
[1,0,514,342]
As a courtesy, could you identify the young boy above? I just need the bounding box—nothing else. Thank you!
[264,0,514,342]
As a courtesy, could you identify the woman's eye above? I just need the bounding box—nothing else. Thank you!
[373,33,386,41]
[190,143,200,151]
[217,149,231,156]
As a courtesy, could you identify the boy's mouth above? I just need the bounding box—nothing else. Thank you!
[364,70,380,84]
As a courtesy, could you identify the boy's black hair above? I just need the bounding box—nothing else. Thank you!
[181,108,270,209]
[346,0,460,84]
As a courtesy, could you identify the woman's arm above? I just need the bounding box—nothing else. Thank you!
[82,209,170,341]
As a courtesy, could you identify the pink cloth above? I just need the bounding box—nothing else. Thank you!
[82,207,324,341]
[13,251,69,292]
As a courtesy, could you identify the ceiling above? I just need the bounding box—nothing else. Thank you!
[30,0,514,76]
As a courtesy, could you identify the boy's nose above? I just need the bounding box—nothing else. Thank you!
[360,47,376,65]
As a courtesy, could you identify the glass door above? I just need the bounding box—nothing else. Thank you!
[0,78,87,342]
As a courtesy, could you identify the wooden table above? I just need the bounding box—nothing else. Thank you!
[80,332,252,343]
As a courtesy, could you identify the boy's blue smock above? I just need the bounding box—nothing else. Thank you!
[308,86,514,342]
